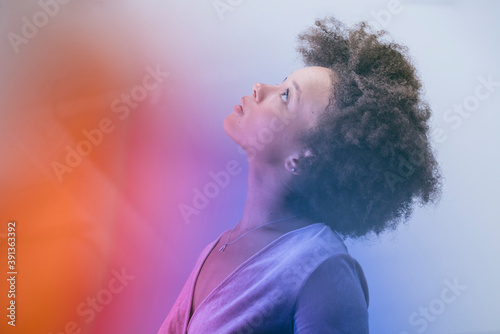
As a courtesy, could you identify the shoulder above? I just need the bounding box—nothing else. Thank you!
[289,223,348,255]
[299,253,369,307]
[293,253,369,333]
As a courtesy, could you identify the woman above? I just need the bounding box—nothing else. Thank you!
[158,17,441,334]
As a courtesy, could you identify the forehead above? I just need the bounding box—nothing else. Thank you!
[289,66,333,88]
[288,66,334,126]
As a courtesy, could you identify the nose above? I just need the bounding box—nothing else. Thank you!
[252,82,271,103]
[252,83,261,102]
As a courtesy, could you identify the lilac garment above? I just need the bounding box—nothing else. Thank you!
[158,223,369,334]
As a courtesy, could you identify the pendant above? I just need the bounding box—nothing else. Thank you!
[219,244,227,252]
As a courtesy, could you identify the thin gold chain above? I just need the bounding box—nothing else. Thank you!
[218,215,299,252]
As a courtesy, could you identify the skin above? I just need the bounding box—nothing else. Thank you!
[223,65,334,235]
[190,66,334,317]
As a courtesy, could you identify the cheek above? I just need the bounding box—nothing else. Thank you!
[256,119,301,152]
[245,102,294,136]
[278,118,314,147]
[244,106,273,129]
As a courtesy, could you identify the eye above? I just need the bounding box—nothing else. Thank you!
[281,88,289,104]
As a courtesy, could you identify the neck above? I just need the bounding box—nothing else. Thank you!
[234,161,311,234]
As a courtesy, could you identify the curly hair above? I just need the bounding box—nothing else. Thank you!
[286,17,442,238]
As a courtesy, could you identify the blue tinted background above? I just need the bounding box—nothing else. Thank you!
[162,1,500,333]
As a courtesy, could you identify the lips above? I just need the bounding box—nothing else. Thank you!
[233,104,244,115]
[233,96,245,115]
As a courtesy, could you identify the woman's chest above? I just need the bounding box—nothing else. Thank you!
[190,252,242,316]
[190,231,281,317]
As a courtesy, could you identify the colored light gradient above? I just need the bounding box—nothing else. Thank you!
[1,1,499,334]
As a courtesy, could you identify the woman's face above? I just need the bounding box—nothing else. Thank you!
[223,66,333,164]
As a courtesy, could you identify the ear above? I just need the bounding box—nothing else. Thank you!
[285,148,314,175]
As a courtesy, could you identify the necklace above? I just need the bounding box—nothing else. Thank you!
[218,215,299,252]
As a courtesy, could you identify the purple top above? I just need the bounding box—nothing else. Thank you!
[158,222,369,333]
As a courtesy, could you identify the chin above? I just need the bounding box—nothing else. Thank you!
[223,115,240,144]
[224,116,252,155]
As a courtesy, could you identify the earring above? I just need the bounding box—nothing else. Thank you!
[291,168,296,172]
